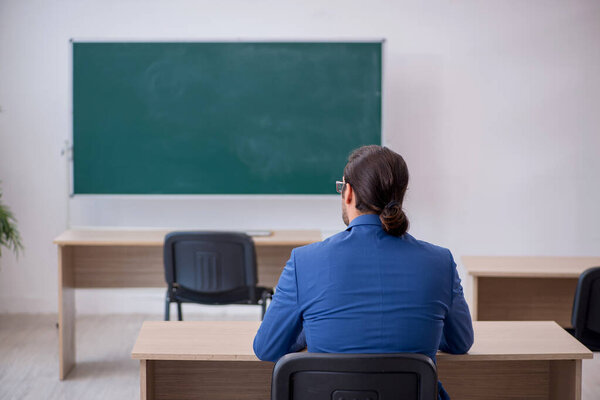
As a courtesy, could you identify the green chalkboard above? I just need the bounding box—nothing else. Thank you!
[73,42,381,194]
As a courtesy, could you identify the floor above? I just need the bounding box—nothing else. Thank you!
[0,310,258,400]
[0,313,598,400]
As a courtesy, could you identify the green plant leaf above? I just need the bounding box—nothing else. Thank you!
[0,181,24,258]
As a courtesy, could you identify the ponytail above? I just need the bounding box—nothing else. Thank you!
[379,201,409,236]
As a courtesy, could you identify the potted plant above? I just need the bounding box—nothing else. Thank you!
[0,182,23,258]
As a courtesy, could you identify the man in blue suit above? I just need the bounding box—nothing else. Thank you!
[254,145,473,399]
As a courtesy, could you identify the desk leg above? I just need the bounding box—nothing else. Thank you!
[471,276,478,320]
[140,360,155,400]
[550,360,581,400]
[58,245,76,380]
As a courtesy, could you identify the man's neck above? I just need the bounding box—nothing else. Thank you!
[347,210,375,225]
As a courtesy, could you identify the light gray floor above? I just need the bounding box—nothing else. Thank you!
[0,313,599,400]
[0,310,259,400]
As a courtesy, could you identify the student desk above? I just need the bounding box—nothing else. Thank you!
[463,256,600,328]
[53,229,321,380]
[131,320,592,400]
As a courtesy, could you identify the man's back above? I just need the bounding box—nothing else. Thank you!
[254,214,473,363]
[296,214,454,360]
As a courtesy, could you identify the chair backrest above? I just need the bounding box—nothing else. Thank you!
[271,353,438,400]
[571,266,600,350]
[164,232,257,295]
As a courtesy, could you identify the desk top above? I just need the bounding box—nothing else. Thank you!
[131,320,592,362]
[54,229,322,247]
[462,256,600,278]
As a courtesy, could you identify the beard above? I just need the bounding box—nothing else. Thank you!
[341,200,349,226]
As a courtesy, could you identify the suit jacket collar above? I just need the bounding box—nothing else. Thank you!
[346,214,382,230]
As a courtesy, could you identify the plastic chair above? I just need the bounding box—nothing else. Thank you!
[271,352,438,400]
[569,266,600,351]
[163,231,273,321]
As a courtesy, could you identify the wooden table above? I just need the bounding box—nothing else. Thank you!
[463,256,600,328]
[53,229,321,380]
[131,320,592,400]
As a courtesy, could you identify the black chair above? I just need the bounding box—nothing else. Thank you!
[569,266,600,351]
[163,231,273,321]
[271,353,438,400]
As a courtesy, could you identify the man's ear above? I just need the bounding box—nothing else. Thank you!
[344,184,353,205]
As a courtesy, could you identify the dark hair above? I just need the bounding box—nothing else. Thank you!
[343,145,409,236]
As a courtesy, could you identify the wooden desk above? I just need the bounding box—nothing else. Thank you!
[131,320,592,400]
[53,229,321,380]
[463,256,600,328]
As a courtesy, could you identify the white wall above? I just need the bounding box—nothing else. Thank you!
[1,0,599,314]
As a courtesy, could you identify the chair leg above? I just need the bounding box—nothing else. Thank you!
[261,302,266,320]
[177,301,183,321]
[165,298,171,321]
[260,292,271,320]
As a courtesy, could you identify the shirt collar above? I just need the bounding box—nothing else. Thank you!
[345,214,382,231]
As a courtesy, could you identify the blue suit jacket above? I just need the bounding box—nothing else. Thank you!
[254,214,473,397]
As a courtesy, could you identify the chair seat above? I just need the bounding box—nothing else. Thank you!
[172,285,273,305]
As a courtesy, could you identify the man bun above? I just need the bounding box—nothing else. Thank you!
[379,201,409,236]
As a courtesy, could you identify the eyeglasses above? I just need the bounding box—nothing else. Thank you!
[335,180,345,194]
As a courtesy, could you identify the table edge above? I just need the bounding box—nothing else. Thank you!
[131,352,593,361]
[468,271,582,278]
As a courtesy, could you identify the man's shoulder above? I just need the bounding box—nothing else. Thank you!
[292,229,348,257]
[405,233,453,261]
[291,231,454,265]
